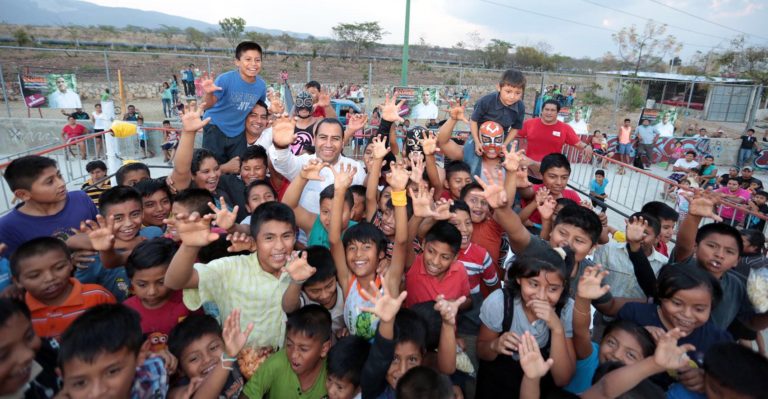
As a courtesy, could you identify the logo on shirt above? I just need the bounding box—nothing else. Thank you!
[553,130,561,137]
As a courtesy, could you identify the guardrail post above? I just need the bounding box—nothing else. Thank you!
[0,64,10,117]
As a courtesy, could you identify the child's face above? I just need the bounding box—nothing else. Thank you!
[549,223,595,262]
[61,347,138,399]
[363,145,374,169]
[449,210,473,249]
[386,341,423,388]
[121,170,150,187]
[246,185,276,213]
[240,158,267,185]
[639,226,659,251]
[445,171,472,200]
[285,331,330,377]
[0,313,40,395]
[14,249,73,304]
[235,49,262,80]
[685,153,694,162]
[320,199,351,234]
[105,200,143,242]
[167,202,191,241]
[658,286,712,335]
[517,270,564,307]
[131,265,171,309]
[254,221,296,274]
[18,166,66,204]
[542,167,570,196]
[378,186,392,212]
[345,239,382,279]
[178,332,224,380]
[658,219,675,243]
[464,189,490,223]
[595,174,604,184]
[422,241,458,278]
[302,276,338,310]
[598,328,645,366]
[89,168,107,182]
[326,374,359,399]
[137,119,144,126]
[193,157,221,193]
[350,192,365,222]
[695,233,740,279]
[497,84,523,107]
[142,190,172,228]
[755,194,768,205]
[379,207,396,237]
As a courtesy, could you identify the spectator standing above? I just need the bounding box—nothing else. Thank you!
[122,105,142,121]
[61,116,87,160]
[737,128,760,169]
[635,118,657,168]
[170,74,179,104]
[161,82,173,118]
[182,64,195,97]
[91,103,110,158]
[616,118,633,174]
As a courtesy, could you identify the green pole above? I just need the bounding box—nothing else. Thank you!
[401,0,410,85]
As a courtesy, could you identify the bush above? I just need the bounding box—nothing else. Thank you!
[621,82,645,110]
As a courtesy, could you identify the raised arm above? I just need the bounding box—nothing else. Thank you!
[281,252,317,314]
[488,149,531,254]
[436,101,469,161]
[329,164,357,292]
[164,212,220,290]
[365,136,390,221]
[267,115,301,181]
[199,72,221,111]
[379,93,406,156]
[434,295,466,375]
[386,160,411,295]
[420,131,443,201]
[342,113,367,146]
[171,102,210,191]
[281,159,326,233]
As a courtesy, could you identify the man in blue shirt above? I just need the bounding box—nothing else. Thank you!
[200,41,267,171]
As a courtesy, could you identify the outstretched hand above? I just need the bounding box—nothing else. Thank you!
[172,212,219,248]
[330,163,358,191]
[267,91,285,115]
[420,131,438,156]
[519,331,554,379]
[300,159,327,181]
[434,294,466,326]
[475,168,508,209]
[180,101,211,133]
[688,190,722,221]
[208,197,239,231]
[359,279,407,324]
[654,328,696,370]
[577,265,610,300]
[381,93,405,123]
[371,135,390,160]
[272,114,298,149]
[200,72,222,96]
[625,216,648,244]
[282,251,316,283]
[226,232,256,253]
[386,160,410,191]
[81,215,116,251]
[447,99,470,124]
[222,309,254,358]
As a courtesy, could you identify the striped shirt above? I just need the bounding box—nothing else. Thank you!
[27,278,116,340]
[459,243,498,294]
[183,253,291,349]
[81,179,112,206]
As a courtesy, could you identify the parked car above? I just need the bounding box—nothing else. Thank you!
[331,99,362,127]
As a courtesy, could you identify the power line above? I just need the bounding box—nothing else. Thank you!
[647,0,768,41]
[580,0,729,41]
[480,0,722,51]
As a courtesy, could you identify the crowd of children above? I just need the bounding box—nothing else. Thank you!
[1,41,767,399]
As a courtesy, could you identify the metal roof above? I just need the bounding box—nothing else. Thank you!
[597,70,753,83]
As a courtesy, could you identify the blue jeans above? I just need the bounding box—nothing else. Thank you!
[162,99,172,117]
[738,148,753,169]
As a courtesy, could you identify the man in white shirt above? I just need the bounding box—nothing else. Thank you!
[48,76,82,109]
[411,89,438,120]
[269,116,365,214]
[245,101,273,149]
[655,114,675,138]
[567,109,589,135]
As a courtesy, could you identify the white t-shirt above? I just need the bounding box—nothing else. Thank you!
[93,110,113,130]
[247,127,272,149]
[656,122,675,138]
[673,158,699,170]
[568,120,589,135]
[48,90,82,109]
[411,102,438,119]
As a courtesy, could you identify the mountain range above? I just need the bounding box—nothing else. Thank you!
[1,0,314,38]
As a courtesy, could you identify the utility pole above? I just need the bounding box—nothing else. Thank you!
[401,0,411,85]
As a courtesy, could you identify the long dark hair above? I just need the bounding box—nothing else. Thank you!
[505,246,575,314]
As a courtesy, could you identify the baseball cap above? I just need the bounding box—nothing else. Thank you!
[743,166,753,171]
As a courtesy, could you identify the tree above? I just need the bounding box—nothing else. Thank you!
[13,28,33,47]
[278,33,296,52]
[185,27,209,50]
[717,36,768,88]
[246,31,272,52]
[219,17,246,49]
[612,20,682,74]
[514,46,553,71]
[158,25,181,45]
[483,39,513,69]
[331,21,386,58]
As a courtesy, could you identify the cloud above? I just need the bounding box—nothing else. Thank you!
[709,0,765,18]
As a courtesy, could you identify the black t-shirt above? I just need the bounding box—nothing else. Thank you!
[738,176,763,190]
[740,135,757,149]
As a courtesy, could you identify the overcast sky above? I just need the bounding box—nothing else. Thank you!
[87,0,767,61]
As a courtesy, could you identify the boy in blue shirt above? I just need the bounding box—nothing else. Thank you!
[589,169,609,207]
[468,69,526,156]
[201,41,267,169]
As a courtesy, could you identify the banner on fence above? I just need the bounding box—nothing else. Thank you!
[19,73,82,109]
[393,86,440,120]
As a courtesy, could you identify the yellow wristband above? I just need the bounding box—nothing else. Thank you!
[391,190,408,207]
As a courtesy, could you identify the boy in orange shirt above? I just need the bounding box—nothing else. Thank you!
[10,237,115,341]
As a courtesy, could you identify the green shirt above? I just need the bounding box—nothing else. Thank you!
[242,349,328,399]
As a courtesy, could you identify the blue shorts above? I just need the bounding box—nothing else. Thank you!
[617,143,632,155]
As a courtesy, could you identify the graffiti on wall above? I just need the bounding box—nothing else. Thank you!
[580,135,711,164]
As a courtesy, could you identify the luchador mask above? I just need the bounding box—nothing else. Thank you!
[406,126,428,155]
[479,121,504,158]
[295,91,314,114]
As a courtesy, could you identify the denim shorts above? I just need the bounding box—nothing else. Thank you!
[617,143,633,155]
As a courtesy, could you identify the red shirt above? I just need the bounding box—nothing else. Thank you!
[312,107,326,118]
[458,243,498,294]
[405,254,470,308]
[522,184,582,225]
[62,123,87,140]
[655,240,669,257]
[518,118,580,162]
[27,278,115,340]
[471,218,504,272]
[123,290,198,335]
